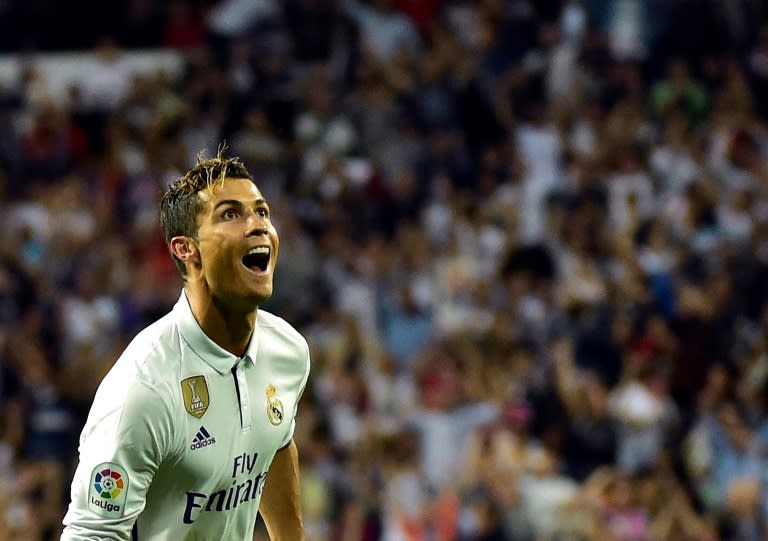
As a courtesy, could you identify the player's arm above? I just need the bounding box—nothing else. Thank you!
[61,379,175,541]
[259,439,304,541]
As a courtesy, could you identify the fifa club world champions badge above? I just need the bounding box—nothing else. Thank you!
[181,375,210,419]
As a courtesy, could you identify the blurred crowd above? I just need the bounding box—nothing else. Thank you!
[2,0,768,540]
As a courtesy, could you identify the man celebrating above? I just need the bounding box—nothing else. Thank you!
[62,149,310,540]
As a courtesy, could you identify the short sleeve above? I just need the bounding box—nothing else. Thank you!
[278,344,311,450]
[61,379,176,540]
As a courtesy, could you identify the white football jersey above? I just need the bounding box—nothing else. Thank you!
[62,291,310,540]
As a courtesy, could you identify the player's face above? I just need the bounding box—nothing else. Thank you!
[195,178,279,309]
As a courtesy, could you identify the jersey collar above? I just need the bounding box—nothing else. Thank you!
[175,291,259,374]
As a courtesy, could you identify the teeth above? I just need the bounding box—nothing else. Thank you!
[248,247,270,255]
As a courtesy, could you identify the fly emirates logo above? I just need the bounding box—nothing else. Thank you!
[183,452,267,524]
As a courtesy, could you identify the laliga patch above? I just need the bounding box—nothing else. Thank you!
[88,463,128,517]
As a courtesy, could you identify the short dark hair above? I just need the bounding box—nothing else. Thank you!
[160,147,253,277]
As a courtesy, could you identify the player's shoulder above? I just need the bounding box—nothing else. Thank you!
[83,312,181,429]
[103,311,183,394]
[257,309,309,356]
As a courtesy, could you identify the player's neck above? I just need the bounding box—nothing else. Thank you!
[185,286,257,357]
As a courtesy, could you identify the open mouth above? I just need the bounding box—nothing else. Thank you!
[242,246,271,273]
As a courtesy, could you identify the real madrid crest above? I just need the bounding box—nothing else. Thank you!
[181,375,210,419]
[265,384,284,426]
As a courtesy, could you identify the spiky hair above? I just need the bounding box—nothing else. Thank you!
[159,146,253,276]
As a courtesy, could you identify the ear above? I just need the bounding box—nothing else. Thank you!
[170,236,199,265]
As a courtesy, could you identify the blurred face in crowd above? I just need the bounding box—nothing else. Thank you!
[605,476,634,509]
[718,405,753,451]
[172,178,279,311]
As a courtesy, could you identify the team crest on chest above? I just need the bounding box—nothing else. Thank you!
[265,384,284,426]
[181,375,210,418]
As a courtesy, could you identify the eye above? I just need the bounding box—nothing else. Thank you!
[222,208,239,220]
[256,207,270,218]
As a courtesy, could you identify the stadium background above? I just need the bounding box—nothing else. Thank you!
[1,0,768,539]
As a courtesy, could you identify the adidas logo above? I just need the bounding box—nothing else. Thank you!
[190,426,216,450]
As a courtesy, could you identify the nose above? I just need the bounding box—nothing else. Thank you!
[245,211,269,237]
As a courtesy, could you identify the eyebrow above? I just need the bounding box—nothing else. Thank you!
[213,198,269,211]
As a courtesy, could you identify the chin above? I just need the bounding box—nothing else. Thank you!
[254,293,272,307]
[250,286,273,305]
[222,286,273,312]
[226,293,270,315]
